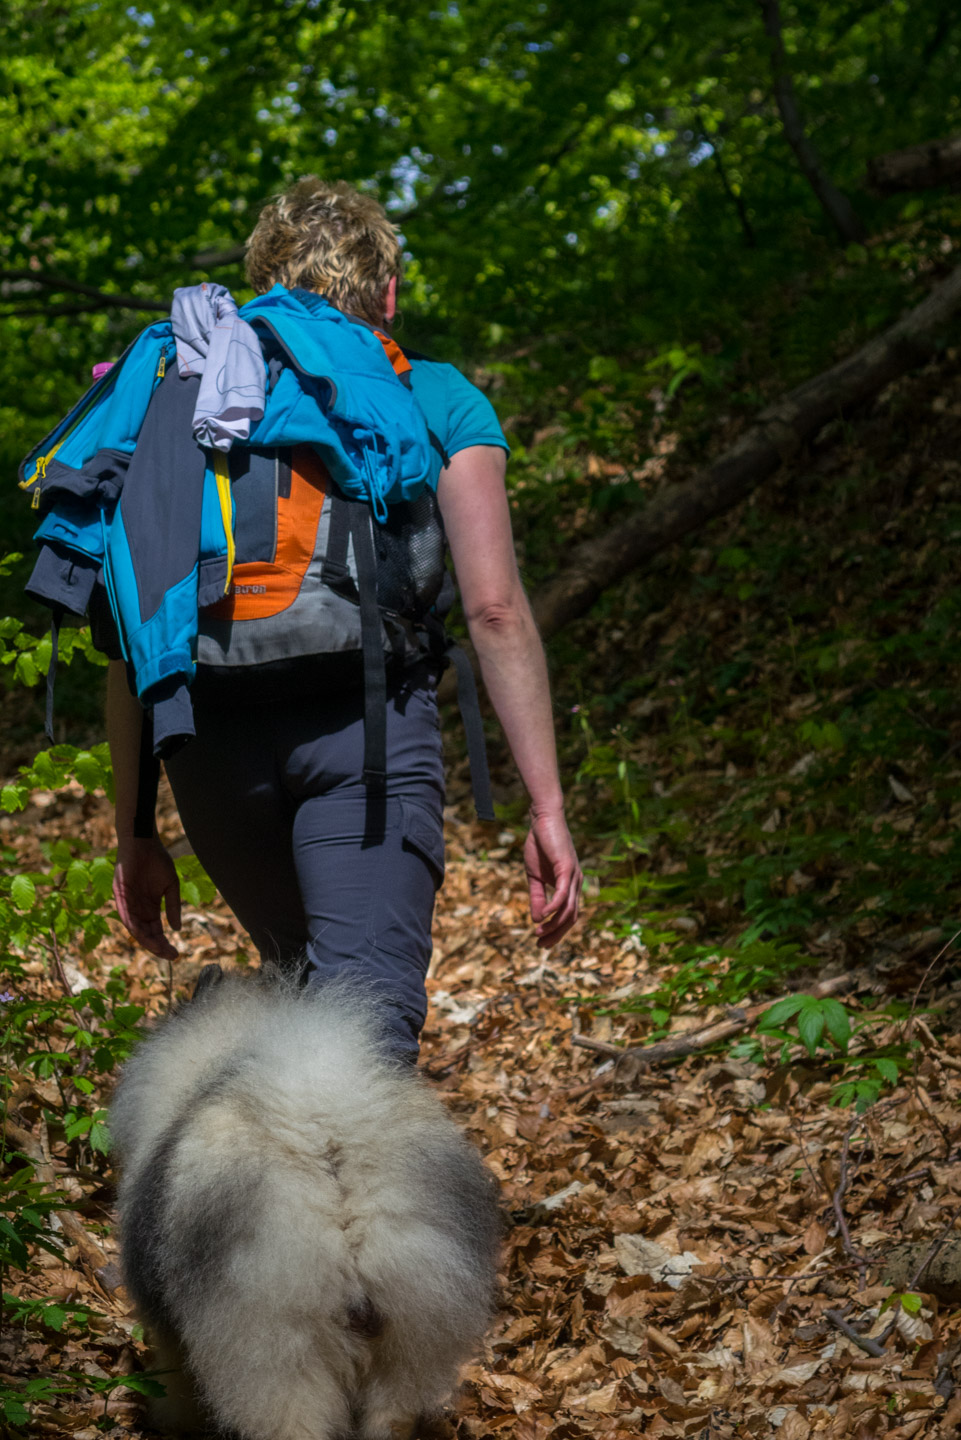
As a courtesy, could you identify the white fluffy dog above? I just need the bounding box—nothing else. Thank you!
[110,965,500,1439]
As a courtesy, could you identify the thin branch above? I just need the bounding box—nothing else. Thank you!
[0,302,131,319]
[824,1307,887,1358]
[571,1032,623,1058]
[756,0,865,244]
[695,108,756,248]
[909,930,961,1018]
[831,1114,871,1285]
[186,246,245,269]
[0,267,168,312]
[47,929,73,999]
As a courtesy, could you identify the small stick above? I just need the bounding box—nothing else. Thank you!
[571,1033,623,1058]
[570,973,852,1068]
[831,1114,871,1287]
[48,928,73,998]
[824,1308,886,1358]
[908,930,961,1018]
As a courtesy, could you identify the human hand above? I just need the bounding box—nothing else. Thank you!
[113,836,182,961]
[524,806,582,948]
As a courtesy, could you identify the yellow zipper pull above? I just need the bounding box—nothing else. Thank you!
[157,351,166,379]
[31,456,47,506]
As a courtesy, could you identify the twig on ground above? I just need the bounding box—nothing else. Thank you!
[908,930,961,1018]
[824,1308,887,1358]
[570,1032,623,1058]
[832,1114,871,1287]
[569,974,852,1069]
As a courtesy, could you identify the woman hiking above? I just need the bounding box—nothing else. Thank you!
[107,176,581,1061]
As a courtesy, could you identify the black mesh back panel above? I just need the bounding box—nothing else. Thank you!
[374,490,446,619]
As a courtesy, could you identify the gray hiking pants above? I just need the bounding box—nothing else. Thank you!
[164,666,445,1061]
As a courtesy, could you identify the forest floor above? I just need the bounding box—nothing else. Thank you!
[2,771,961,1440]
[5,309,961,1438]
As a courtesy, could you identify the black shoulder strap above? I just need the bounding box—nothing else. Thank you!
[133,707,160,840]
[346,504,388,803]
[321,493,354,594]
[427,429,451,470]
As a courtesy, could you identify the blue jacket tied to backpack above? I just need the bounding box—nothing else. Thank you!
[21,286,437,753]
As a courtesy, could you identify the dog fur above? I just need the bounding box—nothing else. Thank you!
[109,966,500,1439]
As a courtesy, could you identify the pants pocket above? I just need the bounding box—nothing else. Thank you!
[400,798,445,888]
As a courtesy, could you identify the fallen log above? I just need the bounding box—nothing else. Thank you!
[530,261,961,640]
[868,134,961,194]
[441,258,961,707]
[570,972,852,1068]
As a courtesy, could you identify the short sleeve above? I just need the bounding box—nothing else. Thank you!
[442,365,510,459]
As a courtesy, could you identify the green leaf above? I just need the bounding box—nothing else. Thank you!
[874,1058,899,1084]
[73,751,105,792]
[820,998,851,1053]
[89,856,114,901]
[0,1217,29,1269]
[9,874,36,911]
[65,860,90,899]
[89,1119,111,1155]
[797,1001,825,1057]
[117,1374,167,1398]
[758,995,806,1030]
[42,1304,66,1332]
[13,652,39,688]
[2,1397,29,1426]
[901,1291,923,1315]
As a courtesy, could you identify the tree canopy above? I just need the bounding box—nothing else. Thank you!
[4,0,961,504]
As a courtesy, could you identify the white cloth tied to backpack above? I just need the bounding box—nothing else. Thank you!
[171,282,265,452]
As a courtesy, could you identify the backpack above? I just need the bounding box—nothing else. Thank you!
[21,286,493,824]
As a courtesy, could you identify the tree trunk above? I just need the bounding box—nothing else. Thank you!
[529,260,961,640]
[757,0,865,245]
[868,133,961,194]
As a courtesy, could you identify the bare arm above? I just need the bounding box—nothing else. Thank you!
[437,446,581,946]
[107,660,181,959]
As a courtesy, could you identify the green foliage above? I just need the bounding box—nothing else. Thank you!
[0,1167,64,1272]
[882,1291,923,1317]
[749,994,915,1111]
[758,993,852,1057]
[0,597,215,1406]
[2,1292,101,1332]
[3,0,961,556]
[0,1368,166,1433]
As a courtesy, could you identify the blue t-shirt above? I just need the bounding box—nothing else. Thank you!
[404,350,509,484]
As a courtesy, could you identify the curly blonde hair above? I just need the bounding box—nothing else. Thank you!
[244,177,402,325]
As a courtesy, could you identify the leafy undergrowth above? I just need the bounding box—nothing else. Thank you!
[2,771,961,1439]
[511,342,961,1082]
